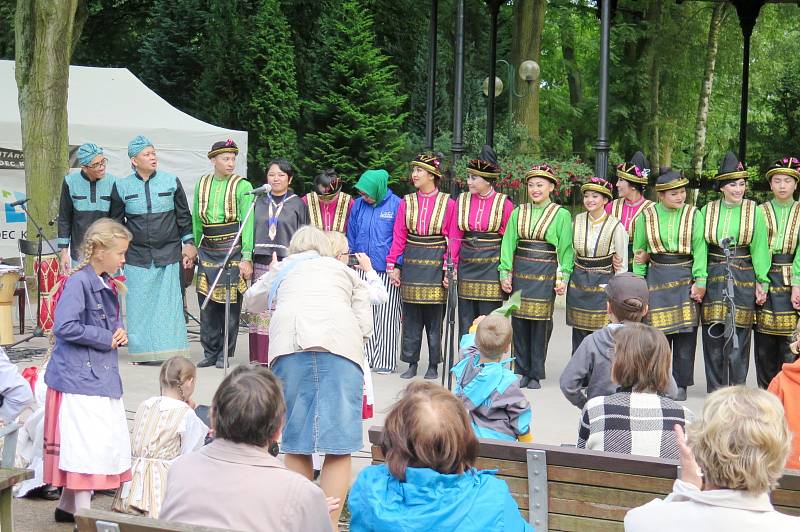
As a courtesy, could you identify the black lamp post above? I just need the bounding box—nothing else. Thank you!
[594,0,612,179]
[485,0,503,147]
[452,0,465,165]
[424,0,438,151]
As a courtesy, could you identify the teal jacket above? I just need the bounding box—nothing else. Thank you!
[348,464,533,532]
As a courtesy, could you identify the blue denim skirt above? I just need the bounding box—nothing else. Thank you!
[272,352,364,455]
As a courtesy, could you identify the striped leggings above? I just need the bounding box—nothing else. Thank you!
[362,271,401,371]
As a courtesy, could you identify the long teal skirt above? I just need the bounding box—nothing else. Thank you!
[124,262,190,362]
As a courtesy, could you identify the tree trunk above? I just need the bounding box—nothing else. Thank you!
[15,0,85,241]
[646,0,664,172]
[690,2,728,179]
[560,14,585,158]
[512,0,545,154]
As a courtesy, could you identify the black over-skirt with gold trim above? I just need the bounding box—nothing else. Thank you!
[400,234,447,304]
[701,245,756,328]
[457,231,503,302]
[197,221,247,304]
[511,240,558,321]
[645,253,698,335]
[756,253,798,336]
[566,255,614,331]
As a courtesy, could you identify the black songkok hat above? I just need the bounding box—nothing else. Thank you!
[616,151,650,185]
[208,139,239,159]
[654,167,688,192]
[410,153,443,178]
[766,156,800,181]
[714,151,748,182]
[314,169,342,198]
[467,144,501,180]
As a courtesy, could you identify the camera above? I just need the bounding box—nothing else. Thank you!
[347,254,359,267]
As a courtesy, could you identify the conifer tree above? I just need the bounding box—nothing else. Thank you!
[303,0,408,181]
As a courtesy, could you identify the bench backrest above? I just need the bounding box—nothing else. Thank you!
[75,509,234,532]
[368,426,800,532]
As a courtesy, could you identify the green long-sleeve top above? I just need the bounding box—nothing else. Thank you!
[763,199,800,286]
[192,175,255,260]
[700,200,770,289]
[499,201,574,284]
[632,203,707,286]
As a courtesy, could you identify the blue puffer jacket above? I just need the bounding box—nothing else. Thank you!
[348,464,533,532]
[346,189,402,272]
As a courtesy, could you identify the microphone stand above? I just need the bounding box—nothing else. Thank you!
[9,203,60,347]
[201,193,260,376]
[721,239,739,387]
[440,249,458,390]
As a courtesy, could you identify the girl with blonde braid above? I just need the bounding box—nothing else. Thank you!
[43,218,133,524]
[112,356,208,517]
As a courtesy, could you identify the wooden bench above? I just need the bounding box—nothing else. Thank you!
[75,509,233,532]
[368,426,800,531]
[0,467,33,532]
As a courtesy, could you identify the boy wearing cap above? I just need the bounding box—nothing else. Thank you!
[192,140,254,368]
[560,272,679,408]
[632,168,706,401]
[57,143,117,272]
[757,157,800,387]
[700,152,769,392]
[568,177,628,354]
[110,135,195,363]
[451,144,515,336]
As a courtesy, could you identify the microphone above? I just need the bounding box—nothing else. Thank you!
[720,236,735,248]
[10,197,28,207]
[246,184,272,196]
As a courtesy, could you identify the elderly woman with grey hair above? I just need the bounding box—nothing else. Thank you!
[243,225,373,529]
[625,386,800,531]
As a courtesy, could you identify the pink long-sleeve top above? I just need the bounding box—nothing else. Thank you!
[301,193,354,231]
[450,191,515,248]
[604,197,650,233]
[386,189,460,270]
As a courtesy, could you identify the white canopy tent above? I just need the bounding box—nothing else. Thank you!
[0,59,248,258]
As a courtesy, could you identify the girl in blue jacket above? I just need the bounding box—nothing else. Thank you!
[43,218,132,524]
[347,169,402,373]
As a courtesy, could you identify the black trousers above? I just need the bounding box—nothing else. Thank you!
[458,298,502,338]
[701,324,752,393]
[197,293,241,362]
[512,317,553,381]
[667,330,697,389]
[571,328,593,355]
[401,302,443,366]
[754,331,794,388]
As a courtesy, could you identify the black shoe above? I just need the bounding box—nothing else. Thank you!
[197,357,217,368]
[54,507,74,523]
[519,376,530,388]
[215,357,226,369]
[675,387,687,401]
[526,379,541,390]
[400,364,418,379]
[424,365,438,380]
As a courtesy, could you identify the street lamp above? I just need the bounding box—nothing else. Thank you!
[483,59,540,144]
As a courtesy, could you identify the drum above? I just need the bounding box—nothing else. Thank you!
[0,268,22,345]
[35,256,59,332]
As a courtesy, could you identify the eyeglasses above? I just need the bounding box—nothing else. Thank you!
[85,158,108,170]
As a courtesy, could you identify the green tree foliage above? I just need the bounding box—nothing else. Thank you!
[137,0,207,114]
[241,0,300,169]
[302,0,408,181]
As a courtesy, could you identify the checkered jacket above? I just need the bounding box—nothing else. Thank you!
[577,390,694,460]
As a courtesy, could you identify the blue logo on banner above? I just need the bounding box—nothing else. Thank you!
[3,191,26,223]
